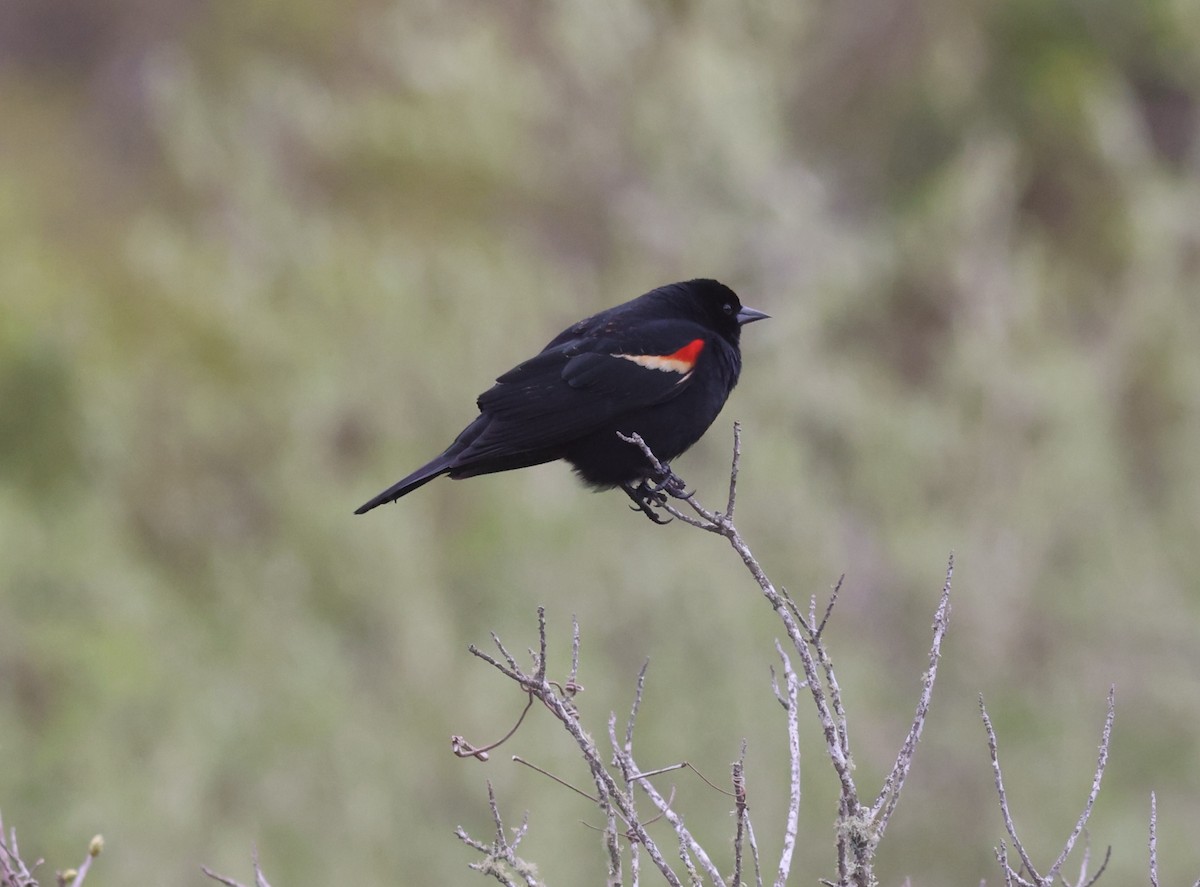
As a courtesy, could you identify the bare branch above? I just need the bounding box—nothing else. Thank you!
[724,421,742,521]
[617,429,960,887]
[1150,793,1159,887]
[201,847,271,887]
[602,716,626,884]
[534,607,548,684]
[807,587,851,765]
[982,688,1115,887]
[814,576,844,639]
[772,642,802,887]
[0,818,105,887]
[493,631,522,675]
[0,813,41,887]
[1046,687,1115,882]
[606,806,623,886]
[626,763,692,781]
[468,643,528,687]
[454,429,960,887]
[201,868,249,887]
[607,707,637,884]
[871,555,954,834]
[454,782,541,887]
[676,830,702,887]
[465,615,687,886]
[626,660,650,750]
[731,747,748,887]
[745,814,765,887]
[569,615,581,692]
[1077,844,1111,887]
[512,756,601,805]
[61,835,104,887]
[981,696,1040,884]
[624,769,723,886]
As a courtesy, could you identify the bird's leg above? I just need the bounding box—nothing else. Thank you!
[645,463,692,499]
[620,480,672,525]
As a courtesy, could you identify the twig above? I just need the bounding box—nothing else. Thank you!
[60,835,104,887]
[624,770,723,885]
[620,428,959,887]
[807,582,851,767]
[0,819,103,887]
[745,813,765,887]
[981,697,1040,886]
[623,662,649,885]
[569,615,581,693]
[534,607,548,684]
[459,428,959,887]
[626,660,650,750]
[606,805,623,886]
[454,782,540,887]
[1078,844,1111,887]
[813,576,843,639]
[1150,793,1159,887]
[981,688,1116,887]
[512,756,601,805]
[469,642,531,688]
[607,682,726,884]
[626,763,691,781]
[995,840,1019,887]
[724,421,742,521]
[1155,792,1200,887]
[676,830,702,887]
[772,642,802,887]
[600,719,626,882]
[494,631,522,675]
[201,846,271,887]
[870,555,953,834]
[619,431,861,819]
[453,695,537,761]
[1047,687,1115,882]
[731,747,749,887]
[466,614,686,886]
[0,814,41,887]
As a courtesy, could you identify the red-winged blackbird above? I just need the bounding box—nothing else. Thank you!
[355,279,767,521]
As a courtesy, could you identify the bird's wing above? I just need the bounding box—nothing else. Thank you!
[462,321,710,459]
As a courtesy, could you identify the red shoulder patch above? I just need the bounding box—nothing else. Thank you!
[617,338,706,374]
[667,339,705,366]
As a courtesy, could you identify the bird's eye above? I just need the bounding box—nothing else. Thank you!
[723,303,734,315]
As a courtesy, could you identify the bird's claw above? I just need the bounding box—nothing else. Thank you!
[647,465,692,499]
[621,480,673,524]
[628,500,672,524]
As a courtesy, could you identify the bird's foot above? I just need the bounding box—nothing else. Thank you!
[621,480,672,525]
[646,464,692,500]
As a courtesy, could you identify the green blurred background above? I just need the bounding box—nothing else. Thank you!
[2,0,1199,883]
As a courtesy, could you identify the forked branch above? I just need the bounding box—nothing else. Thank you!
[621,425,954,887]
[980,687,1115,887]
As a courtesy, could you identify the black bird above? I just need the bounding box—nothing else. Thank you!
[355,279,768,521]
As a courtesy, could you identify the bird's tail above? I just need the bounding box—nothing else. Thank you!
[354,455,454,514]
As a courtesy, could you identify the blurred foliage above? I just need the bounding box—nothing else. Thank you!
[1,0,1199,884]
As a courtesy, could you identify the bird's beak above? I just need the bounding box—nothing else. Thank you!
[736,306,770,325]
